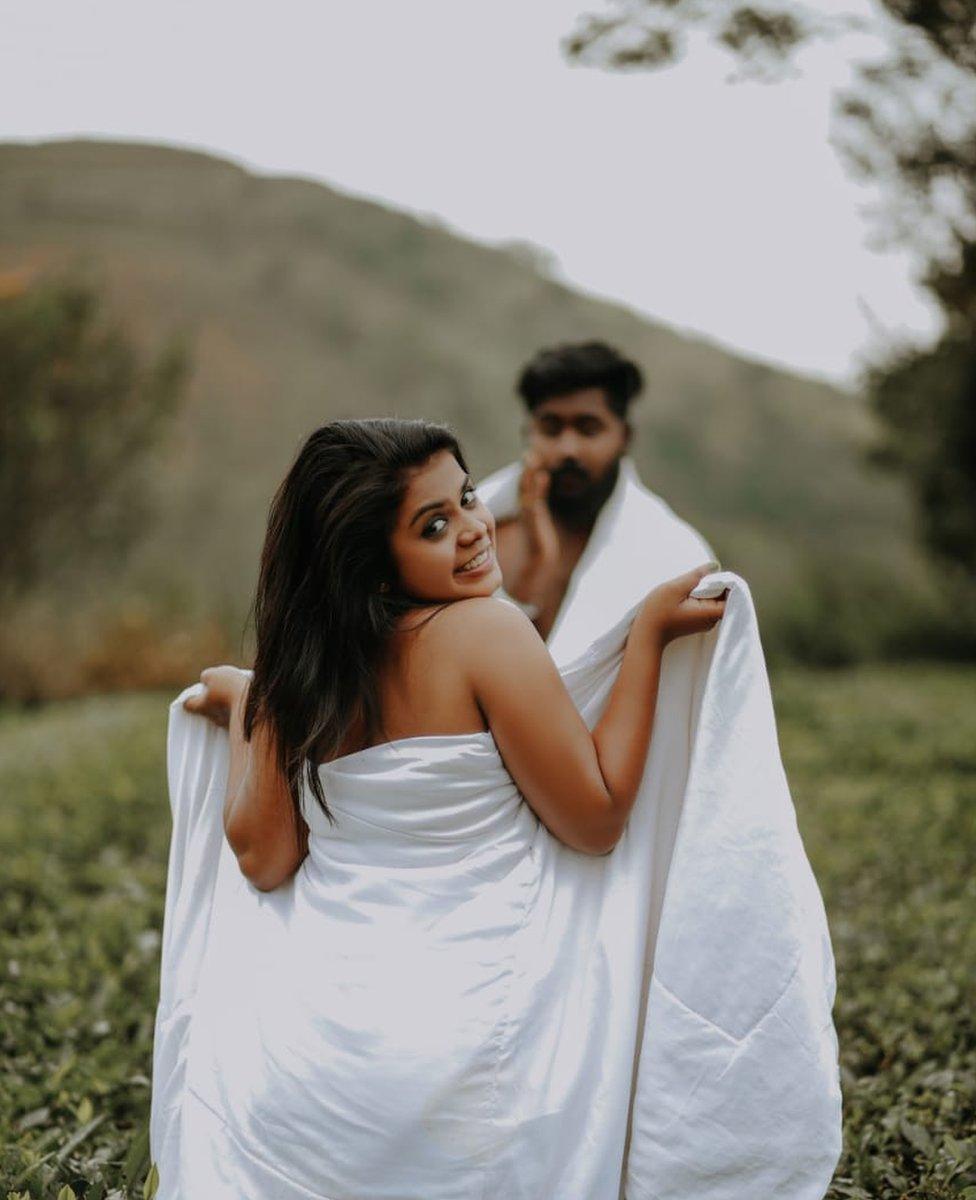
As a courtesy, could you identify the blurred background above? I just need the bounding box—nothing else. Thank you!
[1,3,973,1198]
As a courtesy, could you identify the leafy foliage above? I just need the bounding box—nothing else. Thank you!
[868,334,976,576]
[564,2,859,78]
[0,275,189,599]
[0,664,973,1195]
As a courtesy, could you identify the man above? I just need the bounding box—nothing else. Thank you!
[477,340,716,666]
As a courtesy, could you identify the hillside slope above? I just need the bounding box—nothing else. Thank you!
[0,139,931,691]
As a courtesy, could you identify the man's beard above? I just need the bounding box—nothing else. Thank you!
[546,457,621,531]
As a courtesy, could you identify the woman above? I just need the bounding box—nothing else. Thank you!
[187,417,723,878]
[149,417,838,1199]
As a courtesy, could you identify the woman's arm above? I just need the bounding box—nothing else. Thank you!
[184,668,309,891]
[457,564,724,855]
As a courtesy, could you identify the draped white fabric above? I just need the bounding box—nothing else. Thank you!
[477,455,716,668]
[149,456,842,1198]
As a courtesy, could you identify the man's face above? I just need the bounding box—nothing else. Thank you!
[524,388,630,515]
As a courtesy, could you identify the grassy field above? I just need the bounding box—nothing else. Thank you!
[0,664,974,1199]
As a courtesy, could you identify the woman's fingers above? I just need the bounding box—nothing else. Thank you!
[181,665,241,727]
[697,597,727,621]
[665,585,728,639]
[664,561,722,599]
[182,689,217,720]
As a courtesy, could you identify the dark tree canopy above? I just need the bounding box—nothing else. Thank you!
[565,0,976,309]
[868,335,976,576]
[0,273,189,598]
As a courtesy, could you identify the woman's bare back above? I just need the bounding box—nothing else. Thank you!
[331,599,489,759]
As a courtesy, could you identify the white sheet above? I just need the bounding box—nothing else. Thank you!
[477,455,842,1194]
[475,454,716,666]
[149,456,841,1198]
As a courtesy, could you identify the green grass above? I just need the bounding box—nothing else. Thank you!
[0,666,973,1198]
[773,663,976,1198]
[0,694,168,1200]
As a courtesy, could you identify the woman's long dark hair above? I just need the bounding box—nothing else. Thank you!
[242,417,471,832]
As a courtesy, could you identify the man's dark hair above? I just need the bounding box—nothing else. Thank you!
[516,341,643,419]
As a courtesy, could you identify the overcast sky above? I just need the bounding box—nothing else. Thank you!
[1,0,944,386]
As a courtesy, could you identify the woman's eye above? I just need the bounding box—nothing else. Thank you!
[423,516,448,538]
[422,490,476,537]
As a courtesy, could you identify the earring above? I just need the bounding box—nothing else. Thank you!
[379,581,390,593]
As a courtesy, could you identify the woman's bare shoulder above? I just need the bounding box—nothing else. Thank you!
[394,595,538,673]
[390,596,539,668]
[430,594,539,644]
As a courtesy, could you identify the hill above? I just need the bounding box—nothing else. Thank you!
[0,139,936,694]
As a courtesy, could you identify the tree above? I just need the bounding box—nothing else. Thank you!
[868,334,976,576]
[564,0,976,577]
[0,272,190,598]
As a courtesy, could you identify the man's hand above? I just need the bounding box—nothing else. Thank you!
[183,665,251,728]
[511,450,561,604]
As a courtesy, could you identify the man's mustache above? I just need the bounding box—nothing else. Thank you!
[549,462,590,487]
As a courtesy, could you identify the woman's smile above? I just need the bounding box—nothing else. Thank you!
[455,543,494,576]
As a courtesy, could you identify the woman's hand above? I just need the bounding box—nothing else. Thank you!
[182,665,252,728]
[640,564,728,647]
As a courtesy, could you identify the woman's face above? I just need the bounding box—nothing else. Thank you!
[389,449,502,602]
